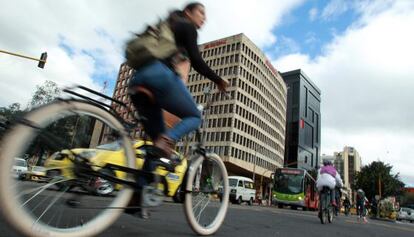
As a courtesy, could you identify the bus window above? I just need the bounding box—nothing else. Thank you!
[238,180,244,187]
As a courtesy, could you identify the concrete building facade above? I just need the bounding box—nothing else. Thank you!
[180,34,287,185]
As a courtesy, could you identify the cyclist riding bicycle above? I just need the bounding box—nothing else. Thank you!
[126,2,228,217]
[128,2,228,158]
[356,189,368,223]
[316,160,343,207]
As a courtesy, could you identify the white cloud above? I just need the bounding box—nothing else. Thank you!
[309,7,318,21]
[0,0,304,108]
[271,36,301,56]
[321,0,350,20]
[274,1,414,185]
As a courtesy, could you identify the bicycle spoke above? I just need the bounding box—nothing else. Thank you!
[20,179,68,207]
[192,193,208,212]
[34,186,70,225]
[195,195,211,222]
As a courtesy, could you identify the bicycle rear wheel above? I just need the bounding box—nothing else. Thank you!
[0,100,135,237]
[184,153,229,235]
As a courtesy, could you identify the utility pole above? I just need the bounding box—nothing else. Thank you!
[0,49,47,68]
[378,176,382,198]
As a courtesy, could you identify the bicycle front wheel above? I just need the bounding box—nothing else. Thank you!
[184,152,229,235]
[0,100,135,237]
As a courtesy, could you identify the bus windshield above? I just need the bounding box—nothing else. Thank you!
[274,169,304,195]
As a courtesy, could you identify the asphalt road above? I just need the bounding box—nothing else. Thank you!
[1,200,413,237]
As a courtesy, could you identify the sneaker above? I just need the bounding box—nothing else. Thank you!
[363,217,368,223]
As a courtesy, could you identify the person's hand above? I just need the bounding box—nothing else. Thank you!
[216,79,229,92]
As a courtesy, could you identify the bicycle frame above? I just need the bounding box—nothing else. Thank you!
[57,84,225,196]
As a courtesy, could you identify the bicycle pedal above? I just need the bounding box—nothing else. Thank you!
[142,186,163,207]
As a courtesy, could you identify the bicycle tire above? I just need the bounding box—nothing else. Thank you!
[184,153,229,235]
[0,100,135,237]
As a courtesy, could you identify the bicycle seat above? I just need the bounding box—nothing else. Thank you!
[129,86,156,104]
[128,86,181,129]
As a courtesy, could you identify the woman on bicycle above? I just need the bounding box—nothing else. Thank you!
[128,2,228,158]
[316,160,343,206]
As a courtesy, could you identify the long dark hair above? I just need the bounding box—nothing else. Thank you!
[168,2,204,27]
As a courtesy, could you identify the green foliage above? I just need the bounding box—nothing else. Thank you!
[0,103,24,120]
[354,161,405,200]
[28,80,60,108]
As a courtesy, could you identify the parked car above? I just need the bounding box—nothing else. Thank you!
[222,176,255,205]
[12,158,28,180]
[44,140,187,199]
[397,207,414,223]
[28,166,47,182]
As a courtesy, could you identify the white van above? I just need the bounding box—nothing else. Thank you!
[13,158,28,180]
[228,176,256,205]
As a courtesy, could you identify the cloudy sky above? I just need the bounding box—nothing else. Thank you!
[1,0,413,185]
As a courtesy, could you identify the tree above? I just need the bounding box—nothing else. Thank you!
[28,80,60,108]
[0,103,24,120]
[0,103,24,139]
[353,161,405,200]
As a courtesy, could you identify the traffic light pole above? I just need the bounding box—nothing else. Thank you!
[0,49,47,68]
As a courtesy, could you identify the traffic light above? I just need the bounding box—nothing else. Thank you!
[38,52,47,68]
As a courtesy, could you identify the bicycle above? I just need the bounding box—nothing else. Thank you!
[0,85,229,237]
[318,186,334,224]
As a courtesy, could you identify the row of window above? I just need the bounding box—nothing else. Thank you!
[204,54,240,67]
[205,116,233,128]
[191,90,236,105]
[233,117,284,153]
[201,114,284,156]
[196,52,285,106]
[240,43,285,93]
[239,66,285,113]
[187,78,285,136]
[189,92,284,140]
[239,52,285,99]
[237,82,285,128]
[189,68,285,118]
[232,129,283,159]
[236,93,285,135]
[204,131,231,142]
[201,42,241,58]
[175,143,279,171]
[230,146,280,171]
[200,41,284,95]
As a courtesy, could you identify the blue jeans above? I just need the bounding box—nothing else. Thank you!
[128,61,201,141]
